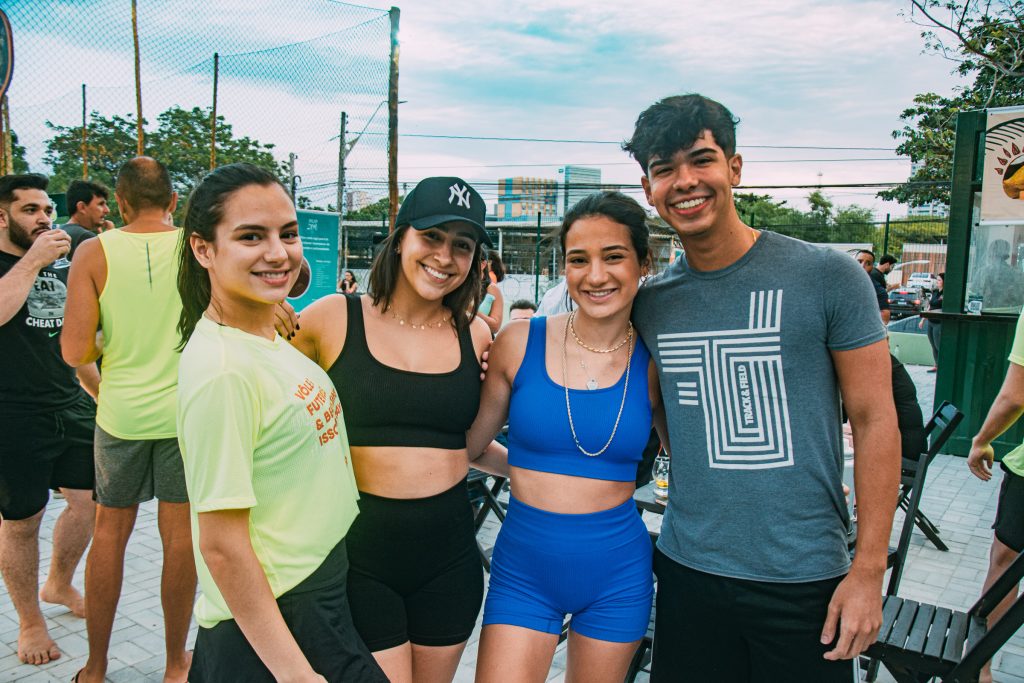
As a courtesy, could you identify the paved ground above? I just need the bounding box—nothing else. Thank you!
[2,365,1024,682]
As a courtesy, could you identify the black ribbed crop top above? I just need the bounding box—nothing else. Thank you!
[327,294,482,449]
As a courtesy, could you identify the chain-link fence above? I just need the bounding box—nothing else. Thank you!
[1,0,395,217]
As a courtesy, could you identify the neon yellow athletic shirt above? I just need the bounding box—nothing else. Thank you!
[96,228,183,439]
[177,317,360,628]
[1001,314,1024,477]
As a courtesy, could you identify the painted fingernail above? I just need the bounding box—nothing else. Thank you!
[296,323,301,330]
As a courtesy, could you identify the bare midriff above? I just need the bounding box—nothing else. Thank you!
[352,446,470,499]
[510,467,634,514]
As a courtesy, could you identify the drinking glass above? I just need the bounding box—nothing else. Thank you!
[50,228,71,269]
[652,453,670,501]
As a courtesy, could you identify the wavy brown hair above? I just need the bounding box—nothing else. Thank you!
[367,225,484,331]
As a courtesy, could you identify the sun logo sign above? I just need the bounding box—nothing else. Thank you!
[981,109,1024,225]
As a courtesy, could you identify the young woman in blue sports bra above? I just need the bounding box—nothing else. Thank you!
[467,191,667,683]
[283,177,506,683]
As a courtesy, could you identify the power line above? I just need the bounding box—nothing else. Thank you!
[356,131,898,151]
[301,178,948,192]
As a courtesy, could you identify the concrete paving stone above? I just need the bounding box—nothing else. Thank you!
[134,653,166,676]
[1000,651,1024,677]
[107,623,151,647]
[107,639,151,666]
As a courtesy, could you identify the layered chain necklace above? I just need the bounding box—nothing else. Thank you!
[562,310,633,457]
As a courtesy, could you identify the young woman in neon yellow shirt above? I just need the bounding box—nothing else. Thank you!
[175,163,386,683]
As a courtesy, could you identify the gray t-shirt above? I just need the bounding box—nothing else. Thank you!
[633,231,886,583]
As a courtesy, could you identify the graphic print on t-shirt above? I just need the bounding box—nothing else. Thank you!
[656,289,794,470]
[294,378,345,453]
[26,271,66,328]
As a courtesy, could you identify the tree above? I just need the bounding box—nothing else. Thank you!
[43,106,283,218]
[9,131,29,173]
[346,195,393,221]
[880,1,1024,207]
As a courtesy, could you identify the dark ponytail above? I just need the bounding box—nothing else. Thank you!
[176,163,286,349]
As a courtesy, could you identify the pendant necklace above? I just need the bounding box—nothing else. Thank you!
[562,310,633,457]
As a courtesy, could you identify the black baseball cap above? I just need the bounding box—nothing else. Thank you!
[395,176,492,247]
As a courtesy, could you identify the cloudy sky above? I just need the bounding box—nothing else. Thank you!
[5,0,966,217]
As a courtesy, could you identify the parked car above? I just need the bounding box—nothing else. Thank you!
[906,272,938,292]
[888,288,925,319]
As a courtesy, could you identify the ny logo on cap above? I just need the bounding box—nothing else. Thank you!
[449,183,471,209]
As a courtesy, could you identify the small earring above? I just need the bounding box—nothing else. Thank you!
[395,247,401,254]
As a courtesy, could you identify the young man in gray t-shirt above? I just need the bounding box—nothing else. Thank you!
[625,95,900,682]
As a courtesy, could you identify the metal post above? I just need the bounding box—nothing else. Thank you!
[0,95,7,175]
[534,212,541,304]
[288,152,297,204]
[210,52,218,170]
[81,84,87,178]
[387,7,400,232]
[497,228,503,260]
[1,95,11,175]
[337,111,347,216]
[131,0,143,155]
[882,213,891,256]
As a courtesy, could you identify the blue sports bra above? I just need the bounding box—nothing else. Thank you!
[507,316,653,482]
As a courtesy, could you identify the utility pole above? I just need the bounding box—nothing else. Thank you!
[337,111,347,217]
[288,152,298,205]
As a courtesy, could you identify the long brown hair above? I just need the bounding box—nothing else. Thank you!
[367,225,484,330]
[176,163,287,349]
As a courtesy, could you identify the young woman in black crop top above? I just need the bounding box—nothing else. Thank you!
[283,177,507,683]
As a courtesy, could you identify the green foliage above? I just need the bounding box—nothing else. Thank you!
[735,191,883,246]
[346,195,393,220]
[880,1,1024,207]
[43,106,283,220]
[10,131,29,173]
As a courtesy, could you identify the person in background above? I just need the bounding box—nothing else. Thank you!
[855,249,891,324]
[176,163,386,683]
[61,179,113,260]
[340,269,359,294]
[0,173,98,667]
[874,254,897,291]
[508,299,537,321]
[967,311,1024,683]
[920,272,944,372]
[62,157,195,683]
[477,251,505,335]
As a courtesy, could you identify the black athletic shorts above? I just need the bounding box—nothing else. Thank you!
[650,548,853,683]
[994,462,1024,552]
[188,540,388,683]
[346,479,484,651]
[0,393,95,520]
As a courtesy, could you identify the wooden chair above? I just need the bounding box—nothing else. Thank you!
[896,401,965,553]
[867,549,1024,682]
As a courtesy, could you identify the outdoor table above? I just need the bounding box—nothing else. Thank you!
[634,481,667,514]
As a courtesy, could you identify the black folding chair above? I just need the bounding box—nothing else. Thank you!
[897,401,965,552]
[861,402,963,681]
[867,549,1024,682]
[467,468,507,572]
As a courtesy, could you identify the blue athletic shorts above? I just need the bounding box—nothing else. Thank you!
[482,495,653,643]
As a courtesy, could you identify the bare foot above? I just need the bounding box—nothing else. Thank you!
[39,582,86,618]
[17,623,61,665]
[164,650,192,683]
[979,662,993,683]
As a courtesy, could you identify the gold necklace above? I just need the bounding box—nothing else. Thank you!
[388,308,450,331]
[569,311,633,354]
[562,314,632,457]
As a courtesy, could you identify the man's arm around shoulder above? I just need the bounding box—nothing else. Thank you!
[62,238,105,367]
[822,338,900,661]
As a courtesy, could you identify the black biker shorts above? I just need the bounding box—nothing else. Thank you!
[345,479,484,651]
